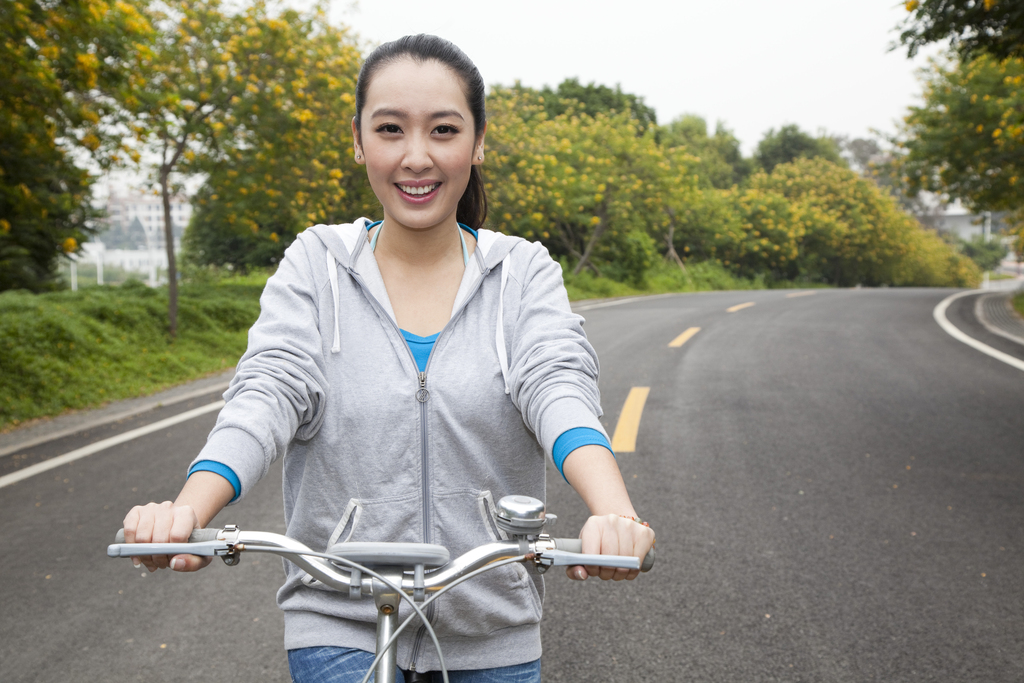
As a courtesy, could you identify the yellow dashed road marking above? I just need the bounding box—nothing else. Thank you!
[611,387,650,453]
[668,327,701,348]
[785,291,816,298]
[726,302,755,313]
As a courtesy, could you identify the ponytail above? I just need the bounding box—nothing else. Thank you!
[457,166,488,230]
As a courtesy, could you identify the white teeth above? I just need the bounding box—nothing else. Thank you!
[398,183,438,196]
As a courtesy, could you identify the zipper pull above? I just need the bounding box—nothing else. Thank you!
[416,372,429,403]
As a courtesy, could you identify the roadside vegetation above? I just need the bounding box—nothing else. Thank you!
[8,0,1020,428]
[0,276,264,430]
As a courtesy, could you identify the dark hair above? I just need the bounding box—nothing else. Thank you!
[354,34,488,230]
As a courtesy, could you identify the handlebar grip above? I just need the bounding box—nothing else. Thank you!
[114,528,222,545]
[552,538,655,572]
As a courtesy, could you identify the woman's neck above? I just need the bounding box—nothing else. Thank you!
[373,216,467,269]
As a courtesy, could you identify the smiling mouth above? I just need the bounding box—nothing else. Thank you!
[397,183,439,196]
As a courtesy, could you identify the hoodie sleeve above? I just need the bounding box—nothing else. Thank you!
[503,242,609,465]
[189,235,329,502]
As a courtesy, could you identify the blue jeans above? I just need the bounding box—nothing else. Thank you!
[288,646,541,683]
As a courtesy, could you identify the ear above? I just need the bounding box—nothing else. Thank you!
[351,117,365,165]
[472,122,487,166]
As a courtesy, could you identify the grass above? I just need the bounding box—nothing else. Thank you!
[562,260,830,301]
[2,261,821,431]
[0,276,265,431]
[1013,292,1024,318]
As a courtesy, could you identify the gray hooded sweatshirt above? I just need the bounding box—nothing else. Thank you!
[191,219,608,671]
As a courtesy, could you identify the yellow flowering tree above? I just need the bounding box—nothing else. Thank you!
[0,0,152,291]
[897,0,1024,60]
[183,6,372,270]
[899,54,1024,216]
[752,158,979,286]
[485,86,694,282]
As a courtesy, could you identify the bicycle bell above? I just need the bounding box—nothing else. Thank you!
[495,495,547,537]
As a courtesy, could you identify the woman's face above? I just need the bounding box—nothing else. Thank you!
[353,57,485,233]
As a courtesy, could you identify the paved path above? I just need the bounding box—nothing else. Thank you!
[1,288,1022,682]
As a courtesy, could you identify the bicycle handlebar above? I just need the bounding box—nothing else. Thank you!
[108,527,654,590]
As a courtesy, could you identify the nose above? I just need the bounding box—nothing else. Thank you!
[402,132,433,174]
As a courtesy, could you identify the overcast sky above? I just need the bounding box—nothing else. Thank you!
[328,0,941,154]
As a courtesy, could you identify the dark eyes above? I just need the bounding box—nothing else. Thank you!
[374,124,460,135]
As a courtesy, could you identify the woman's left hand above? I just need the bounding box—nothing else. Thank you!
[568,513,655,581]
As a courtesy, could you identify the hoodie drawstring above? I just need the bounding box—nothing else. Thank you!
[326,250,341,353]
[495,254,511,394]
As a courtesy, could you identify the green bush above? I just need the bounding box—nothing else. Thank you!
[562,259,763,301]
[0,280,263,430]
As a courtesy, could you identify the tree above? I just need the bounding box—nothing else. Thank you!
[898,0,1024,60]
[898,54,1024,213]
[755,124,845,173]
[751,157,979,286]
[960,234,1008,270]
[485,86,694,282]
[183,6,372,271]
[121,0,359,336]
[538,78,657,133]
[0,0,151,291]
[661,115,754,189]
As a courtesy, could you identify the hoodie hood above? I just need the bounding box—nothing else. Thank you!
[305,220,522,381]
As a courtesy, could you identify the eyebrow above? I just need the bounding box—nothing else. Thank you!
[369,108,466,121]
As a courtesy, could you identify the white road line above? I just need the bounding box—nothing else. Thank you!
[0,379,231,459]
[572,293,677,312]
[0,400,224,489]
[933,290,1024,373]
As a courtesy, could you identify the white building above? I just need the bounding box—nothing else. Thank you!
[98,185,192,251]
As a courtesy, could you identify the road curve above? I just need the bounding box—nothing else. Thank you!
[1,288,1022,682]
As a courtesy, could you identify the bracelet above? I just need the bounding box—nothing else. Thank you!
[620,515,650,528]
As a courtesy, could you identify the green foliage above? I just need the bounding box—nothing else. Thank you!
[661,115,754,189]
[960,234,1009,270]
[0,0,152,291]
[485,86,695,281]
[561,259,765,301]
[899,54,1024,212]
[898,0,1024,60]
[750,158,980,286]
[538,78,657,133]
[0,279,262,429]
[1013,291,1024,317]
[183,5,375,270]
[756,124,846,173]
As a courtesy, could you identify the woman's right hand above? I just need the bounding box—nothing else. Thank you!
[122,501,212,573]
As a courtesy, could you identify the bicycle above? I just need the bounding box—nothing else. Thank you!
[108,494,654,683]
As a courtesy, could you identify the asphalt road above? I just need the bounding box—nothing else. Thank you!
[1,288,1022,682]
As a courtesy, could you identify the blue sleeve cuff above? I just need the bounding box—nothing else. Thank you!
[552,427,614,482]
[187,460,241,503]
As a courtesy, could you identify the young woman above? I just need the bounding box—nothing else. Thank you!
[122,35,654,683]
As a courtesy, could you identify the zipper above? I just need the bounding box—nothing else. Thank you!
[346,263,494,671]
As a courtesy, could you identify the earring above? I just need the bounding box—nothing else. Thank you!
[478,155,483,160]
[355,154,361,160]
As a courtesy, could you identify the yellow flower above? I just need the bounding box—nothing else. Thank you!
[62,237,78,253]
[905,0,919,10]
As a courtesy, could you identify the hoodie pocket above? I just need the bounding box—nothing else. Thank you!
[300,493,421,590]
[428,489,543,638]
